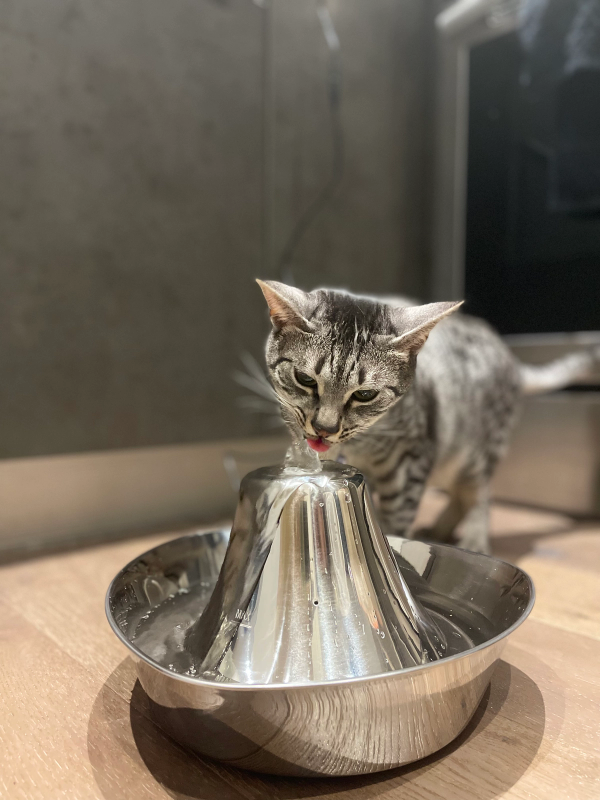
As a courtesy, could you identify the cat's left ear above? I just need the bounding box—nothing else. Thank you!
[389,300,463,354]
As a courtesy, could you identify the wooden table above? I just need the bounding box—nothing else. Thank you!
[1,494,599,799]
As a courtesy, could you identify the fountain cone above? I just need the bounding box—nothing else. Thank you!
[184,447,447,683]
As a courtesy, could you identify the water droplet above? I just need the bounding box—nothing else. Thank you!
[319,502,324,507]
[343,480,349,486]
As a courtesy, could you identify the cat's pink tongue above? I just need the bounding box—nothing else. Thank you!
[307,437,331,453]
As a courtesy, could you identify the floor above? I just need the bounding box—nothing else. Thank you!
[1,492,599,800]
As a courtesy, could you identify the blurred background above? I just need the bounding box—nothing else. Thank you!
[1,0,599,556]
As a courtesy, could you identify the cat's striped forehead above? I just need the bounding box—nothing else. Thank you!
[281,291,397,385]
[315,291,395,336]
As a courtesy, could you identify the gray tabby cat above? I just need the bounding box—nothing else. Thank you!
[257,279,597,554]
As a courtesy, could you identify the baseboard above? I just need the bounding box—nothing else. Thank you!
[493,392,600,516]
[0,436,288,558]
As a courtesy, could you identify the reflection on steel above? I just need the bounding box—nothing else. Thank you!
[107,526,534,776]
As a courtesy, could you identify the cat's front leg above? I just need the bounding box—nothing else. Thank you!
[369,442,434,539]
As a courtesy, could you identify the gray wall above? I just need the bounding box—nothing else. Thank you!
[0,0,434,459]
[270,0,435,298]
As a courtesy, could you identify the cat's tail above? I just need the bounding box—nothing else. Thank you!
[519,346,600,395]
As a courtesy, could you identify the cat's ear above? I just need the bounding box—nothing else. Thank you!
[256,279,313,332]
[389,300,463,353]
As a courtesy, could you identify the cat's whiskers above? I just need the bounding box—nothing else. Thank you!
[271,391,306,428]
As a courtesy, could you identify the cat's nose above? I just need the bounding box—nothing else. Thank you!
[315,422,340,438]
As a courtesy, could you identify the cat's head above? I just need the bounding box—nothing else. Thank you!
[257,280,462,452]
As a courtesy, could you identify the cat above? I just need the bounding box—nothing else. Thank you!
[256,279,598,553]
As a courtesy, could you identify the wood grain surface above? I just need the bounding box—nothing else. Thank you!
[1,493,599,799]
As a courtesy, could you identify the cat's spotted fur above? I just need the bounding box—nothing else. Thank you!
[258,280,594,553]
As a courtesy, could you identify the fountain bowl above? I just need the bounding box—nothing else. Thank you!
[106,529,534,777]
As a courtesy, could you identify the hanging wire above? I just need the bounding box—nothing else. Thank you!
[277,0,344,284]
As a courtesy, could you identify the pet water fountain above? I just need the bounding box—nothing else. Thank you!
[107,440,534,776]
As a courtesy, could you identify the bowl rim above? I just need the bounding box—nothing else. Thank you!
[105,529,535,691]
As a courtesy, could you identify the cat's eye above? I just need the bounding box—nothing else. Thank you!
[295,370,317,388]
[353,389,378,402]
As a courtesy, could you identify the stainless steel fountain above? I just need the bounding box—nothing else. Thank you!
[183,447,448,683]
[106,443,534,776]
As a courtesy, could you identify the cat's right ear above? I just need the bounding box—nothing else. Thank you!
[256,280,313,332]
